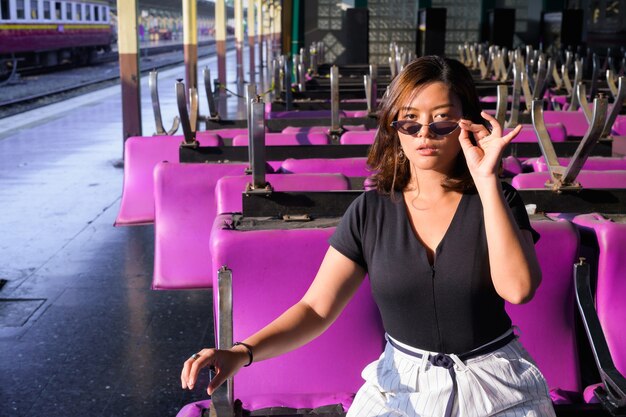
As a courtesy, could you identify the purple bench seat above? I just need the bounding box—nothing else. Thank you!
[280,157,371,178]
[508,123,567,142]
[524,157,626,173]
[506,218,582,403]
[266,109,369,119]
[543,111,589,138]
[115,132,222,226]
[282,125,369,134]
[266,109,348,119]
[215,173,351,214]
[512,171,626,189]
[153,167,351,290]
[232,132,330,146]
[571,214,626,404]
[339,130,377,145]
[208,216,384,412]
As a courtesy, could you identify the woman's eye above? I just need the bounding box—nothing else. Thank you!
[402,114,416,120]
[435,113,449,120]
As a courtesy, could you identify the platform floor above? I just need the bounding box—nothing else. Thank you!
[0,47,267,417]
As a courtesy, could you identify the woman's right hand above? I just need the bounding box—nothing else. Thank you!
[181,346,249,395]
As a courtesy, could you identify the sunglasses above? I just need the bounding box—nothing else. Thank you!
[390,120,459,136]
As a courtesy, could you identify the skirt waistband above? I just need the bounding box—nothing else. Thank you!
[386,328,516,362]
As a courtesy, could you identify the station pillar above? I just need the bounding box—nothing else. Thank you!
[257,0,264,69]
[182,0,198,91]
[116,0,142,142]
[235,0,244,86]
[247,2,255,82]
[216,0,227,94]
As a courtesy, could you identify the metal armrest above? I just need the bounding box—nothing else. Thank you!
[531,95,609,190]
[212,267,235,417]
[602,76,626,138]
[150,70,180,136]
[176,80,198,147]
[574,261,626,415]
[204,67,219,120]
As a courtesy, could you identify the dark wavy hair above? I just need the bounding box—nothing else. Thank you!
[368,55,486,194]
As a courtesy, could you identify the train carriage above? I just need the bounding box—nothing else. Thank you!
[0,0,113,78]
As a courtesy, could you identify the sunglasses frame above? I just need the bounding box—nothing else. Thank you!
[390,120,460,136]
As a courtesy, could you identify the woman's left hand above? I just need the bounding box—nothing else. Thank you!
[458,111,522,179]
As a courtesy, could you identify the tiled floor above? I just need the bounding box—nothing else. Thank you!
[0,46,264,417]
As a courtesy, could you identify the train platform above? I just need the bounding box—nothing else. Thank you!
[0,47,260,417]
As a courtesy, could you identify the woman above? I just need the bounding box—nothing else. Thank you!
[181,56,555,416]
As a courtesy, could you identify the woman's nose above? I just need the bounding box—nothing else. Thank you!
[416,123,435,138]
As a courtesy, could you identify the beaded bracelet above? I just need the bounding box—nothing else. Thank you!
[233,342,254,367]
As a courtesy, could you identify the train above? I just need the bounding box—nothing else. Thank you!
[0,0,114,81]
[0,0,235,83]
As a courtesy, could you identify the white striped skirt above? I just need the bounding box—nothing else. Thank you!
[346,333,556,417]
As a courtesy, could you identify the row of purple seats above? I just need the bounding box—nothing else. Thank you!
[177,214,592,416]
[115,130,369,226]
[152,157,371,290]
[117,110,609,227]
[152,166,356,290]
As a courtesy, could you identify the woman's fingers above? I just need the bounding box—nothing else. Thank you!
[181,348,214,390]
[479,111,502,137]
[207,367,229,395]
[501,124,523,145]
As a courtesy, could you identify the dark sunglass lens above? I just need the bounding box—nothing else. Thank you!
[401,122,422,135]
[430,121,458,135]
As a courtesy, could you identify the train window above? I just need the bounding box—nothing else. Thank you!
[54,1,61,19]
[43,0,50,19]
[85,3,90,21]
[0,0,8,20]
[102,6,107,22]
[16,0,26,19]
[76,3,81,20]
[30,0,38,19]
[66,1,72,19]
[94,4,99,21]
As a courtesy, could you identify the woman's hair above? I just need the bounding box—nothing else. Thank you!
[368,55,486,194]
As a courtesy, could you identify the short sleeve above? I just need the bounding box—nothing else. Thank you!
[328,193,367,269]
[502,182,540,243]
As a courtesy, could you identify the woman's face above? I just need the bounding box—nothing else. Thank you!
[395,81,463,176]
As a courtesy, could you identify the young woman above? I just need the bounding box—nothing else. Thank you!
[181,56,556,416]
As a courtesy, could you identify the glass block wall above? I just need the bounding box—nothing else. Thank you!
[432,0,481,57]
[368,0,418,65]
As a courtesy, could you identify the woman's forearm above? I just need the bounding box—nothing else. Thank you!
[237,300,334,363]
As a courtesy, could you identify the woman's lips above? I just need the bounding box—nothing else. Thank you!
[416,146,438,156]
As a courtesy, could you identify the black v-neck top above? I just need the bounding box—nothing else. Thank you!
[329,183,539,354]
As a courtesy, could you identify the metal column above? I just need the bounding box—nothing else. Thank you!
[117,0,142,142]
[235,0,244,87]
[248,2,256,83]
[267,2,274,70]
[216,0,227,94]
[182,0,198,91]
[291,0,301,56]
[257,0,264,69]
